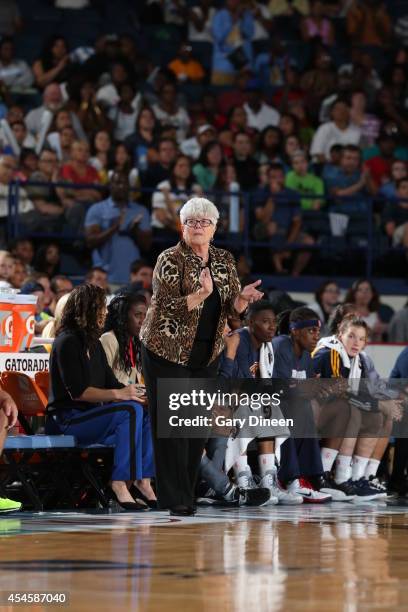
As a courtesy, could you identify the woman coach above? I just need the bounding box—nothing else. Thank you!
[140,197,263,516]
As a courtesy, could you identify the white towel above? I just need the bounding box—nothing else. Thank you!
[259,341,274,378]
[316,335,362,392]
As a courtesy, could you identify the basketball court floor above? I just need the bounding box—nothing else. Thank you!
[2,502,408,611]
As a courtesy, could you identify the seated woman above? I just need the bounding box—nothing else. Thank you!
[45,284,149,511]
[100,292,156,507]
[152,154,201,236]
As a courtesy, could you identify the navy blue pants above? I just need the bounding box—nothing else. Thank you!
[46,402,154,481]
[278,438,323,484]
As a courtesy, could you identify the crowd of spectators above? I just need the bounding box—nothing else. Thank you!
[0,0,407,282]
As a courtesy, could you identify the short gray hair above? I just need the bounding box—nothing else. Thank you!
[179,197,219,225]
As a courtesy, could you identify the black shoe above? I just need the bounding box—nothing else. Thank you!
[129,485,158,509]
[169,505,196,516]
[316,472,356,502]
[238,486,271,507]
[108,488,149,512]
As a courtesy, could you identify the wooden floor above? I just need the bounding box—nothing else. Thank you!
[1,502,408,611]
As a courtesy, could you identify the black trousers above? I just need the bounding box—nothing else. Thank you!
[141,345,220,509]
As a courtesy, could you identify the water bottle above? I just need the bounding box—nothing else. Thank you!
[229,181,240,233]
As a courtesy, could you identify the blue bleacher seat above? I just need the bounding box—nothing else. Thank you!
[5,434,76,449]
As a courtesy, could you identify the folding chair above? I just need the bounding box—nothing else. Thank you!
[34,371,50,400]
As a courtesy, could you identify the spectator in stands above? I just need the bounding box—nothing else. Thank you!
[46,283,150,511]
[141,137,178,195]
[85,266,110,293]
[300,0,335,45]
[152,82,191,143]
[25,83,86,140]
[388,301,408,343]
[256,126,283,164]
[89,130,111,183]
[193,140,224,190]
[285,150,325,210]
[0,388,21,512]
[346,0,392,47]
[16,148,38,182]
[321,143,343,183]
[364,132,398,191]
[282,134,302,169]
[0,155,33,243]
[130,259,153,289]
[254,163,314,275]
[300,46,337,117]
[232,131,259,191]
[211,0,254,86]
[0,250,14,287]
[70,80,112,136]
[310,99,362,163]
[374,87,408,138]
[109,82,141,142]
[349,90,380,148]
[379,160,407,201]
[180,123,217,161]
[108,143,140,195]
[0,36,33,91]
[46,108,74,153]
[9,256,27,288]
[60,140,102,204]
[279,112,300,140]
[243,83,280,131]
[308,280,341,331]
[33,243,61,278]
[10,237,34,271]
[85,172,152,285]
[325,145,373,211]
[0,0,21,36]
[49,125,76,163]
[125,107,159,173]
[383,177,408,250]
[24,149,64,233]
[96,61,139,111]
[9,120,36,153]
[188,0,216,43]
[168,43,205,83]
[32,35,73,89]
[344,279,388,341]
[50,274,73,302]
[152,154,201,234]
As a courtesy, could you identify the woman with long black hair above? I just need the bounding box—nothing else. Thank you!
[100,292,156,507]
[46,284,149,511]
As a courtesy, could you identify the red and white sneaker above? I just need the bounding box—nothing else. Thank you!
[288,478,332,504]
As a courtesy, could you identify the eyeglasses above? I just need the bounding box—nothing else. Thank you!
[184,219,213,228]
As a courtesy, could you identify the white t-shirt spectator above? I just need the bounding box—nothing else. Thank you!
[244,102,280,131]
[188,6,216,42]
[253,3,270,41]
[0,60,33,89]
[152,179,200,229]
[152,104,191,144]
[310,122,362,161]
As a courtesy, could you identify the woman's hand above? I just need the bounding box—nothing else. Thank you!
[199,267,213,296]
[234,280,263,313]
[115,385,141,402]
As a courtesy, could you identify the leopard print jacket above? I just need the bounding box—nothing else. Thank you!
[140,240,241,365]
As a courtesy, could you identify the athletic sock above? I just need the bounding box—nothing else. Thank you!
[258,453,275,477]
[334,454,352,484]
[351,455,369,481]
[321,447,339,473]
[365,458,381,480]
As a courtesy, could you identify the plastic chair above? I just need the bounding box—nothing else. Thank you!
[34,371,50,399]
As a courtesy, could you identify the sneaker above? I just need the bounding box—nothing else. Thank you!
[288,478,332,503]
[260,470,302,505]
[367,476,388,498]
[318,471,356,502]
[237,470,271,506]
[352,477,387,502]
[0,497,22,513]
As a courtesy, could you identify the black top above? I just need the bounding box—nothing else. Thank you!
[188,260,222,368]
[47,330,123,413]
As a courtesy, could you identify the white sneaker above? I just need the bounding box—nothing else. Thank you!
[260,469,303,505]
[258,472,279,505]
[288,478,332,504]
[237,470,272,506]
